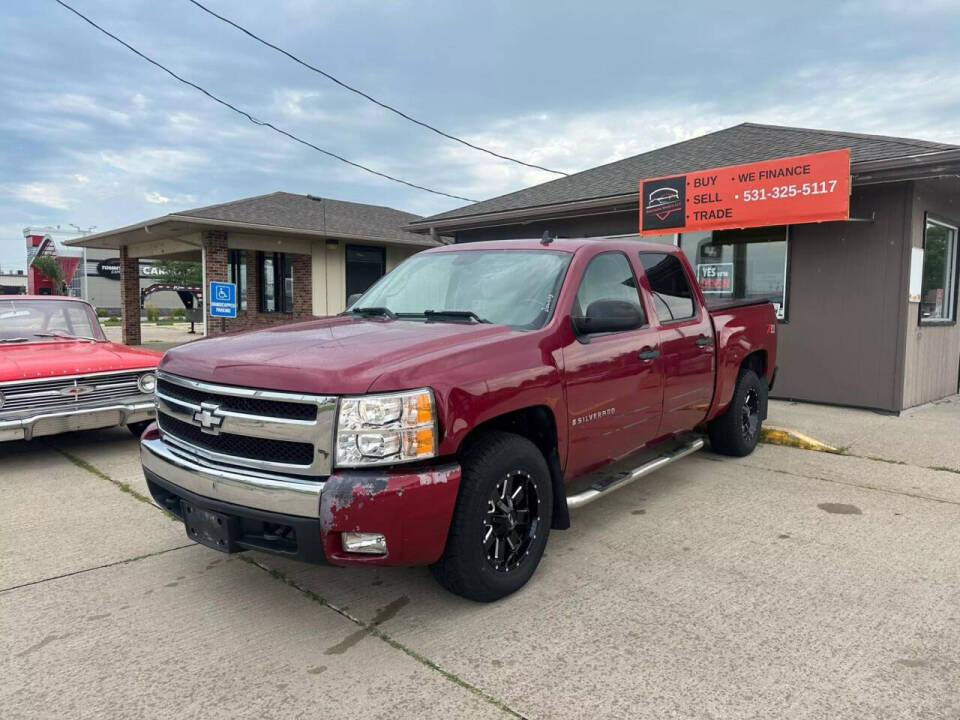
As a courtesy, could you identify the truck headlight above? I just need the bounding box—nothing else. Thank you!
[335,388,437,467]
[138,372,157,393]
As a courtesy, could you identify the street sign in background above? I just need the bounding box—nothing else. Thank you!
[209,281,237,318]
[639,148,851,235]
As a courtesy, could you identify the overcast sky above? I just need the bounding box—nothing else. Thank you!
[2,0,959,269]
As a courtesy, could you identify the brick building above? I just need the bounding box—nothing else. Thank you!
[68,192,440,344]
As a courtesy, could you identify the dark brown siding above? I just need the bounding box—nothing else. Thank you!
[773,183,910,411]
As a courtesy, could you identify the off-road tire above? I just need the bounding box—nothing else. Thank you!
[708,369,765,457]
[430,431,552,602]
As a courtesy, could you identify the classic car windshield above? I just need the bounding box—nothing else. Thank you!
[0,299,105,342]
[352,250,571,329]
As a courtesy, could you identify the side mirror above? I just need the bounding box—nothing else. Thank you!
[345,293,363,309]
[573,299,645,336]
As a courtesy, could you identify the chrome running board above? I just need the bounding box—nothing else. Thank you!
[566,436,705,510]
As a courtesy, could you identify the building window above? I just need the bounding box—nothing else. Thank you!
[227,250,247,311]
[258,252,294,313]
[920,218,958,324]
[678,226,788,320]
[345,245,386,302]
[638,252,696,322]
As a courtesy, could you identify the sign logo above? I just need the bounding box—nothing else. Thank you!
[193,402,226,435]
[209,281,237,319]
[641,175,686,231]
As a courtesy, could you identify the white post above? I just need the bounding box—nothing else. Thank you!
[201,245,207,337]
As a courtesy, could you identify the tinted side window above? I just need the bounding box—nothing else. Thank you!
[574,252,645,323]
[639,252,696,322]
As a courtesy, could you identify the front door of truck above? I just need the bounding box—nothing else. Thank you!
[638,251,715,437]
[563,251,663,478]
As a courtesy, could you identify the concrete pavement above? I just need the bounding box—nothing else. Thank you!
[768,395,960,470]
[3,406,960,718]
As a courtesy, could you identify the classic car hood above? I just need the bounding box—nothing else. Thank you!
[159,315,525,395]
[0,340,162,383]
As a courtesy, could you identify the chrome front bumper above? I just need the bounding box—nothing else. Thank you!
[0,401,156,442]
[140,436,324,518]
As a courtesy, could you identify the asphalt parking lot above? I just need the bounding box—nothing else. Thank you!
[3,399,959,719]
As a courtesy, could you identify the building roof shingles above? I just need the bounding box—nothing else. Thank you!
[415,122,960,225]
[177,192,437,246]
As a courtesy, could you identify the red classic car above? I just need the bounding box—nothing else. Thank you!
[0,295,161,441]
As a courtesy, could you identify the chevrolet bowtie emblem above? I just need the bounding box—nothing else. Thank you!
[194,402,226,435]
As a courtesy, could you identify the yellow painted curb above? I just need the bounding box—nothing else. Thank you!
[760,426,841,454]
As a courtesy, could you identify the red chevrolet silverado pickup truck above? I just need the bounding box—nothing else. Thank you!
[141,238,777,601]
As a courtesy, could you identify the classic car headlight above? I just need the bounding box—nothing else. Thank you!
[137,372,157,393]
[335,388,437,467]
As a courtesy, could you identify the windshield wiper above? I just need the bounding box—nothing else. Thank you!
[421,310,490,324]
[0,337,29,343]
[348,306,396,319]
[33,332,96,342]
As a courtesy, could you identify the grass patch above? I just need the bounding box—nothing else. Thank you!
[866,456,909,466]
[929,465,960,475]
[52,446,179,522]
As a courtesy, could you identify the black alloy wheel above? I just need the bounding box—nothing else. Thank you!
[483,470,540,573]
[430,431,553,602]
[741,387,760,442]
[707,368,765,457]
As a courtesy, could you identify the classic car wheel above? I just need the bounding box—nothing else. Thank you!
[430,431,552,602]
[127,421,151,438]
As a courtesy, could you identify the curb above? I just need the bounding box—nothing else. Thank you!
[760,426,841,454]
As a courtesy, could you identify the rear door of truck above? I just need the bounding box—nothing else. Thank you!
[636,250,716,437]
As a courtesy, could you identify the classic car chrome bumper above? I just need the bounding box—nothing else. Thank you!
[0,400,155,442]
[140,436,324,518]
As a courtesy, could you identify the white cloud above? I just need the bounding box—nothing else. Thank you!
[6,183,70,210]
[144,191,170,204]
[98,147,205,179]
[411,57,960,205]
[45,93,131,126]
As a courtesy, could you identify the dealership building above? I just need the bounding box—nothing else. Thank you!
[410,123,960,412]
[68,192,438,344]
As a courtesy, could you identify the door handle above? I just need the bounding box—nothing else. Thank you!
[695,335,712,348]
[638,347,660,361]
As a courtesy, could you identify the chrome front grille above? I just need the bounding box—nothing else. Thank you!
[0,370,151,414]
[155,371,335,478]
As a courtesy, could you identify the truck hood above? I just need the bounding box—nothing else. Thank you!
[0,340,161,383]
[159,316,525,395]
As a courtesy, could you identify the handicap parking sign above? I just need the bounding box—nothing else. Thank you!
[209,281,237,318]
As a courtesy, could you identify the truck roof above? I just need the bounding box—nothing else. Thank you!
[424,237,680,254]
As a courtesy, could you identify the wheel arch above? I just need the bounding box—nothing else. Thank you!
[458,405,570,530]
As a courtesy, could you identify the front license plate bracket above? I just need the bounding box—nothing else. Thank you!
[181,501,240,553]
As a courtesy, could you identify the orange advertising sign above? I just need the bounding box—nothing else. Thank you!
[639,149,850,235]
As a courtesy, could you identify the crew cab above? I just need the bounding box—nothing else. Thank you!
[0,295,160,441]
[141,238,777,601]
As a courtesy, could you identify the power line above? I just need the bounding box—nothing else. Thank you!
[186,0,569,178]
[53,0,479,203]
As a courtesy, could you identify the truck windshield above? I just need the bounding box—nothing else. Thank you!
[0,299,105,343]
[353,250,571,329]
